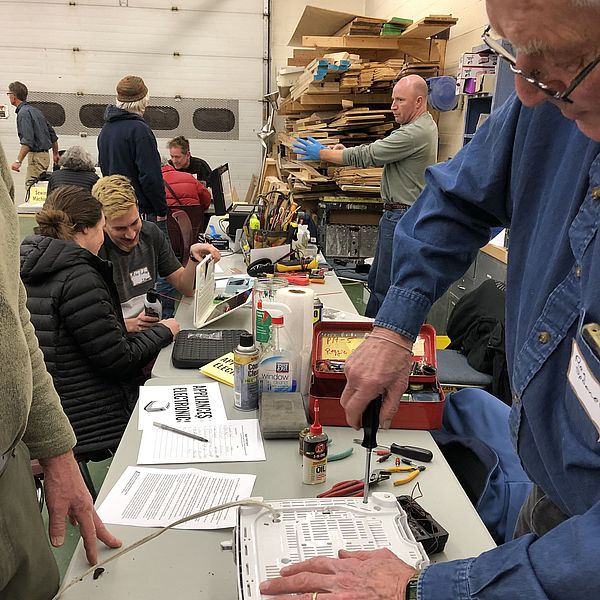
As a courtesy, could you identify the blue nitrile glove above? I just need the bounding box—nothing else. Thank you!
[292,136,326,161]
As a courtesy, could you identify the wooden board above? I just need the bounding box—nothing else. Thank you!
[295,92,393,106]
[400,15,458,39]
[288,6,359,46]
[301,36,434,62]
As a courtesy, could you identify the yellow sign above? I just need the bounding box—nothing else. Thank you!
[320,332,367,361]
[29,185,48,205]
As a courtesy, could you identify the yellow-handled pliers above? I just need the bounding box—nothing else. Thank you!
[376,465,426,486]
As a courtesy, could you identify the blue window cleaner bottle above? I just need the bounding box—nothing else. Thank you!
[259,310,297,393]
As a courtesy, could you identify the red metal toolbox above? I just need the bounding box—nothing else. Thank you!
[309,322,444,430]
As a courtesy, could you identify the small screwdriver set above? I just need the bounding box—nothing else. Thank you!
[309,322,445,430]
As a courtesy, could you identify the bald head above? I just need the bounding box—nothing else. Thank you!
[390,75,429,125]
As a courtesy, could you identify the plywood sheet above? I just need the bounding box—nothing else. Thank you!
[288,6,359,46]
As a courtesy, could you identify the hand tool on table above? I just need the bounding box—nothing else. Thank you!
[354,439,433,463]
[328,447,353,462]
[317,470,390,498]
[275,256,319,272]
[380,443,433,463]
[375,465,426,486]
[361,396,382,503]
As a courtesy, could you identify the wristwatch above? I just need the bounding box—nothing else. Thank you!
[405,573,420,600]
[14,159,21,164]
[189,253,199,263]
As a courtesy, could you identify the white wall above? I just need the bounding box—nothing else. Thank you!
[365,0,489,159]
[1,0,265,200]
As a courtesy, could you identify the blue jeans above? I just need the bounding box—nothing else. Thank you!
[365,208,408,318]
[141,212,169,237]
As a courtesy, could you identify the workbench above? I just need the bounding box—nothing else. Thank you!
[60,253,495,600]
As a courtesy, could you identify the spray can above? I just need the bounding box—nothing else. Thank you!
[313,296,323,325]
[144,288,162,319]
[302,398,328,485]
[234,333,260,411]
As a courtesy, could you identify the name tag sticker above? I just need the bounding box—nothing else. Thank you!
[568,339,600,440]
[129,267,152,287]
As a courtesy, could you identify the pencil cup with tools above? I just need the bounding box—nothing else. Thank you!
[242,191,299,256]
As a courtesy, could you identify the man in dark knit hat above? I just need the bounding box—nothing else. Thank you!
[98,75,168,232]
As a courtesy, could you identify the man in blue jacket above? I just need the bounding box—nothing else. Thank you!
[261,1,600,599]
[98,75,168,233]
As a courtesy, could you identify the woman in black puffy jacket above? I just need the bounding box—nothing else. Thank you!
[20,185,180,457]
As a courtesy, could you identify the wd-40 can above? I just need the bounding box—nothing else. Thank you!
[234,333,260,411]
[313,296,323,325]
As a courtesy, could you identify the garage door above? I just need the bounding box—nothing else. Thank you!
[0,0,266,200]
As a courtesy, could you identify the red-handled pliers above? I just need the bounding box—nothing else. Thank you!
[316,471,390,498]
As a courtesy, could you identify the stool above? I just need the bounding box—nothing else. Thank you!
[437,349,493,392]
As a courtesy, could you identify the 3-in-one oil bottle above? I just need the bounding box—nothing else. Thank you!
[302,398,328,485]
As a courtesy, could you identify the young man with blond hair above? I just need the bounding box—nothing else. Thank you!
[93,175,220,333]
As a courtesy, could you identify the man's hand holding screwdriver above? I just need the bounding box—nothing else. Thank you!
[340,326,414,429]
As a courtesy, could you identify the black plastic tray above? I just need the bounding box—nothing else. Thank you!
[171,329,248,369]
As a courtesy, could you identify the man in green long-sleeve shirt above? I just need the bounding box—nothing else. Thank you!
[0,141,121,599]
[294,75,438,316]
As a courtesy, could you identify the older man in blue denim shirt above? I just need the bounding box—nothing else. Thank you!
[261,1,600,599]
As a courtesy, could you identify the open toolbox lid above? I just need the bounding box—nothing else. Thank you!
[311,322,437,382]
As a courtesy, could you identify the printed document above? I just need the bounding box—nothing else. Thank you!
[97,466,255,529]
[138,383,226,430]
[137,419,266,464]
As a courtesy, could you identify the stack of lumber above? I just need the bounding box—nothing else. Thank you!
[381,17,413,36]
[334,16,387,37]
[281,107,396,150]
[328,166,383,192]
[400,15,458,39]
[397,61,440,79]
[356,61,401,91]
[284,160,340,198]
[289,57,351,101]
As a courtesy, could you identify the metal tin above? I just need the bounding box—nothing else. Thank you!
[233,336,260,411]
[313,296,323,325]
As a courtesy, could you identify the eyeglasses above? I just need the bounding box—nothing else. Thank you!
[482,25,600,104]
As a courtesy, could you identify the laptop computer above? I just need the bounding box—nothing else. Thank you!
[193,256,252,328]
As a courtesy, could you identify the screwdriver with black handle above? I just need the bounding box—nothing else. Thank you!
[361,396,382,503]
[353,439,434,463]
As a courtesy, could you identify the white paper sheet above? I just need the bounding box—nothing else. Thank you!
[97,466,255,529]
[138,383,227,430]
[137,419,266,464]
